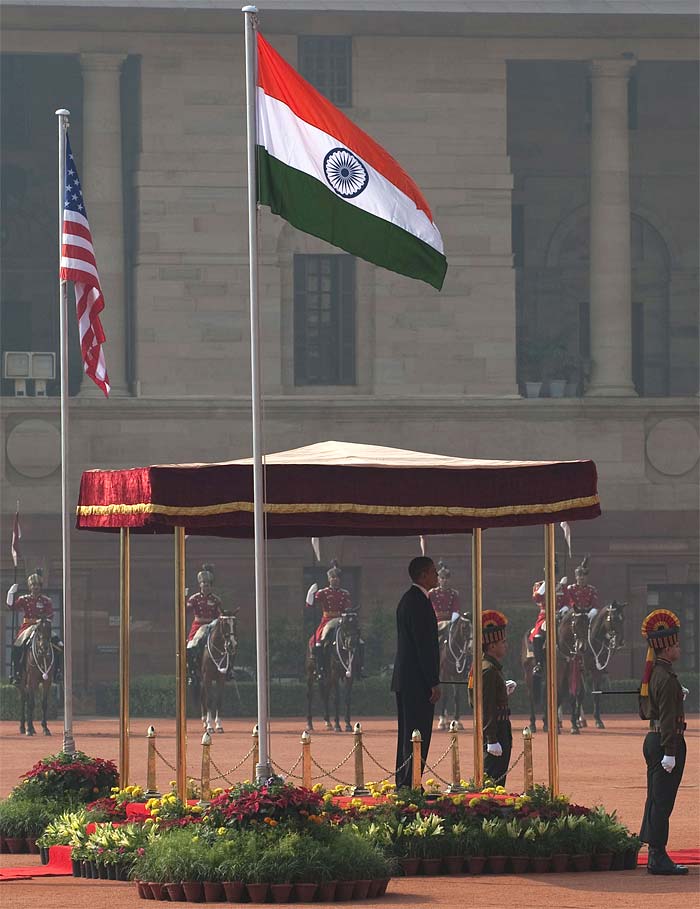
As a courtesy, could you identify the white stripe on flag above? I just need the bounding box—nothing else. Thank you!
[61,232,96,255]
[60,256,101,283]
[257,88,444,254]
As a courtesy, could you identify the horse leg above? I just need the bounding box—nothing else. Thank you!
[42,683,51,735]
[333,678,342,733]
[306,666,314,731]
[344,679,353,732]
[437,692,447,730]
[594,689,605,729]
[26,686,36,736]
[322,679,332,731]
[215,679,224,732]
[454,686,464,729]
[19,688,26,736]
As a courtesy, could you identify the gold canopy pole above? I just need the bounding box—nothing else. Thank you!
[119,528,131,786]
[471,529,484,789]
[544,523,559,795]
[174,527,187,800]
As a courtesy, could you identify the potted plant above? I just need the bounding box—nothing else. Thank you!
[461,822,487,875]
[482,818,514,874]
[542,344,580,398]
[409,813,446,874]
[524,820,553,872]
[519,337,547,398]
[623,833,642,870]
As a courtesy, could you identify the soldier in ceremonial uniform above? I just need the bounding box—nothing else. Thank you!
[639,609,688,875]
[305,561,363,677]
[470,610,515,787]
[6,569,63,684]
[565,556,599,619]
[529,569,568,675]
[186,564,224,683]
[429,561,460,636]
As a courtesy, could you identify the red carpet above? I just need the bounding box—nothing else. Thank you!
[637,848,700,866]
[0,845,73,881]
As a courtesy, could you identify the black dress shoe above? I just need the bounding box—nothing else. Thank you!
[647,849,689,875]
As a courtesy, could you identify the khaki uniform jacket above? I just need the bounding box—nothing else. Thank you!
[648,659,685,756]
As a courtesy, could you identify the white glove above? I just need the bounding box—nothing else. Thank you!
[537,581,546,596]
[661,755,676,773]
[506,680,517,696]
[682,687,689,701]
[487,742,503,757]
[6,583,18,607]
[305,583,318,606]
[587,607,598,620]
[450,611,460,623]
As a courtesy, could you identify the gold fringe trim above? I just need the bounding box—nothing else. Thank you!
[77,494,599,521]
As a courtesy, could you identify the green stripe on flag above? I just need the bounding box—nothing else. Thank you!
[257,148,447,291]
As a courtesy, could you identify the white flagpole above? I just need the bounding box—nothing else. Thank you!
[56,108,76,754]
[242,5,271,781]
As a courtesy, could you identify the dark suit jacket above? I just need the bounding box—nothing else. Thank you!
[391,585,440,695]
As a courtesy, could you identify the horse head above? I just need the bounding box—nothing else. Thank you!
[31,616,53,653]
[218,613,239,661]
[571,610,590,655]
[601,601,625,650]
[558,609,588,657]
[338,611,361,651]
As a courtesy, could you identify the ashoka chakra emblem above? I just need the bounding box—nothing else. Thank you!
[323,147,369,198]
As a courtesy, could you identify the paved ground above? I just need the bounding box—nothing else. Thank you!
[1,714,698,907]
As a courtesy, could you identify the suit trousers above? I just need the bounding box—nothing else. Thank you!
[395,690,435,790]
[640,732,686,848]
[484,720,513,788]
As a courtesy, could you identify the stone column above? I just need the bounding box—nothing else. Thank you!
[586,58,637,397]
[79,52,129,396]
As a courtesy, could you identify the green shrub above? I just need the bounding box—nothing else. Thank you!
[0,794,72,839]
[131,828,212,883]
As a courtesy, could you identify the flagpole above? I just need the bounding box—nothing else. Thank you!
[242,5,271,781]
[56,108,76,755]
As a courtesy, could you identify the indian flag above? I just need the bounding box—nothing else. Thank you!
[256,32,447,291]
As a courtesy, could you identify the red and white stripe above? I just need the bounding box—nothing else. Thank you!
[60,209,110,397]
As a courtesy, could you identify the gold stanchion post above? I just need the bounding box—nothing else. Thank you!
[471,529,484,789]
[119,528,130,786]
[544,523,560,795]
[252,724,259,782]
[447,720,464,792]
[200,731,211,804]
[145,725,159,797]
[352,722,369,795]
[411,729,422,790]
[301,730,312,790]
[523,727,534,792]
[174,527,187,800]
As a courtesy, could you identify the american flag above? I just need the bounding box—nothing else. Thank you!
[11,506,21,568]
[59,136,110,397]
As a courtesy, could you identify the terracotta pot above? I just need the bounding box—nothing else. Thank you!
[398,857,420,876]
[182,881,204,902]
[165,882,186,901]
[141,882,155,899]
[316,881,337,902]
[245,882,270,903]
[136,881,147,899]
[443,855,464,875]
[467,855,486,875]
[353,880,372,899]
[550,853,569,873]
[531,856,552,873]
[571,853,591,872]
[293,882,318,901]
[203,881,224,902]
[508,856,529,874]
[420,858,443,876]
[222,881,246,901]
[593,852,613,871]
[26,837,40,854]
[4,837,27,854]
[367,879,382,898]
[335,880,356,901]
[269,882,293,903]
[487,855,507,874]
[623,848,640,870]
[377,878,390,896]
[148,883,165,900]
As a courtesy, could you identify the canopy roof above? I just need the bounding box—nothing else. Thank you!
[76,440,600,538]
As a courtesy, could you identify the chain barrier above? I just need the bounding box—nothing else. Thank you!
[152,744,178,774]
[270,753,303,781]
[486,745,526,787]
[421,739,455,786]
[307,740,359,784]
[360,744,411,785]
[210,742,258,783]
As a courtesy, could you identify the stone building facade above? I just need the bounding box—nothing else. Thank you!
[1,1,698,699]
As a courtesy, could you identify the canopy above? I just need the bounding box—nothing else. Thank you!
[76,440,600,538]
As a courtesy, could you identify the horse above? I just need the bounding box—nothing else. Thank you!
[521,628,548,734]
[193,614,238,735]
[305,611,361,733]
[19,617,55,737]
[581,601,626,729]
[437,612,472,730]
[556,609,590,735]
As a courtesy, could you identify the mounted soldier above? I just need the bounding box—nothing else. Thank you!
[565,556,599,619]
[6,569,63,686]
[186,564,228,684]
[305,560,354,679]
[430,561,471,730]
[429,561,460,635]
[528,562,568,676]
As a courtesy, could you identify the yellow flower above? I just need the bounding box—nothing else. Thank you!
[217,827,226,836]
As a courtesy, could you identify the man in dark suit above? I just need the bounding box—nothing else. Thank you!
[391,556,441,790]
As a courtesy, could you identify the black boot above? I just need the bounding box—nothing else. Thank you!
[532,635,545,675]
[647,847,689,875]
[52,639,63,684]
[11,646,23,685]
